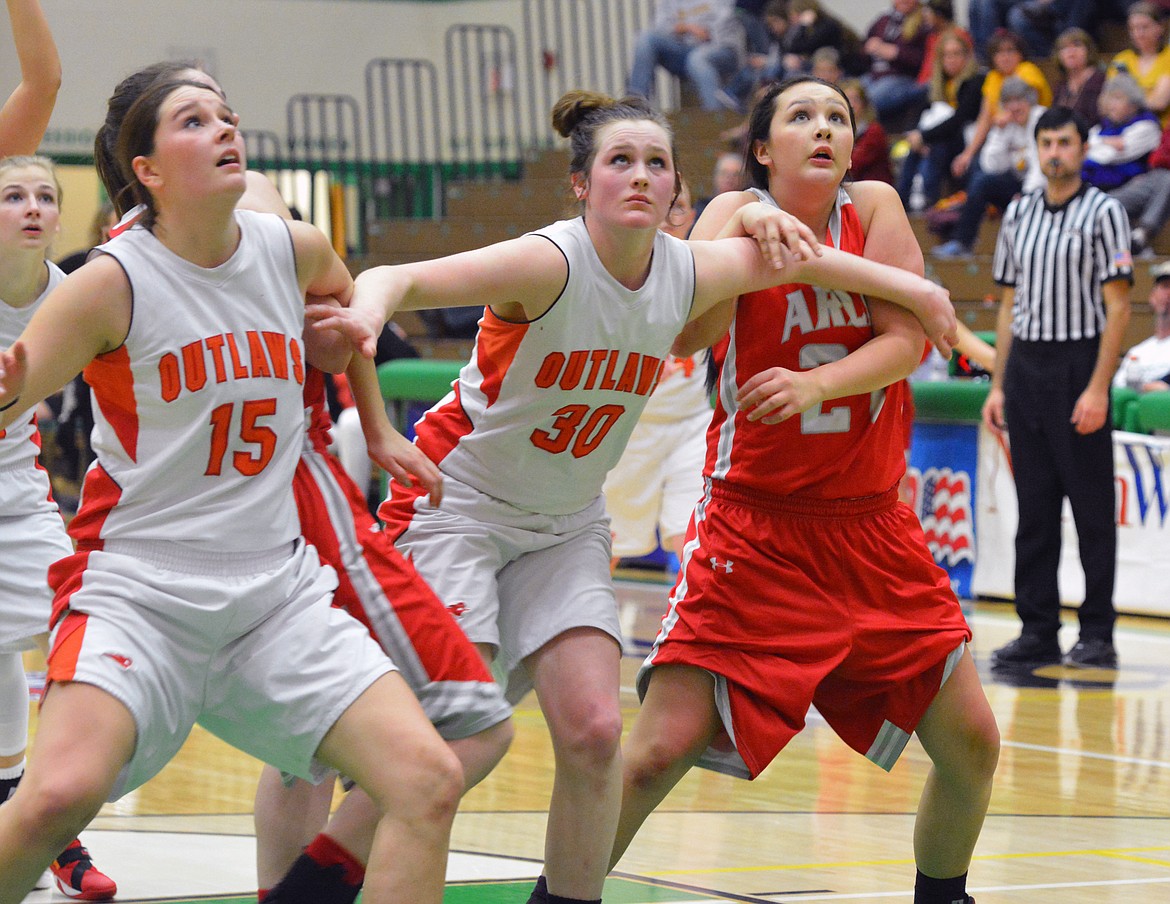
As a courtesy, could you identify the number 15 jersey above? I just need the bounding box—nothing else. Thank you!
[70,210,307,551]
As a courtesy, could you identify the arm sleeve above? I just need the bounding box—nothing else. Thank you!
[1095,198,1135,285]
[993,198,1021,287]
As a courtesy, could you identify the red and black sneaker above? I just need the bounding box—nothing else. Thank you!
[49,838,117,901]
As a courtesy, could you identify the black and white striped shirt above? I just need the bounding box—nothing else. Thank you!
[992,184,1132,342]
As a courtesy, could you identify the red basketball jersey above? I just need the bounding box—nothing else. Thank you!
[705,188,911,499]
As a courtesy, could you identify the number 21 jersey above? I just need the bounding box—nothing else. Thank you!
[706,187,912,499]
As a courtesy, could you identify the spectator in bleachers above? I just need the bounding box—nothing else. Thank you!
[967,0,1016,59]
[1108,111,1170,254]
[693,149,749,222]
[952,29,1052,182]
[1082,73,1161,189]
[720,0,790,112]
[810,44,845,82]
[932,76,1046,259]
[1006,0,1099,58]
[1114,258,1170,390]
[861,0,932,125]
[842,79,895,183]
[917,0,971,85]
[898,28,987,210]
[1052,27,1106,127]
[736,0,772,55]
[1108,2,1170,125]
[780,0,865,76]
[627,0,747,111]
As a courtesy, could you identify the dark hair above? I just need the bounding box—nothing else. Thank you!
[106,77,221,229]
[94,61,224,219]
[550,89,681,203]
[987,28,1027,59]
[925,0,954,20]
[1034,104,1089,142]
[742,75,855,189]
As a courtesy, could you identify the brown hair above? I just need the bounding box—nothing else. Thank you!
[107,77,222,230]
[1054,27,1099,69]
[929,27,978,104]
[94,61,223,220]
[987,28,1027,60]
[1128,2,1168,51]
[551,90,681,204]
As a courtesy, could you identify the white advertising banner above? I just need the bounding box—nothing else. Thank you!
[972,428,1170,618]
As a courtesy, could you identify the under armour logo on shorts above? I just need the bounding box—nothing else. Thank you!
[709,557,734,574]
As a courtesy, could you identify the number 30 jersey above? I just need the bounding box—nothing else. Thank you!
[70,210,307,551]
[706,187,911,499]
[410,217,695,516]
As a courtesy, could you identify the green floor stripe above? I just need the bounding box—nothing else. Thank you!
[111,876,718,904]
[441,877,714,902]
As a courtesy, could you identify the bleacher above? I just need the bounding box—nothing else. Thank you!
[263,6,1158,356]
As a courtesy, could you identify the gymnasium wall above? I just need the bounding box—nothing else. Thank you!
[1,0,922,254]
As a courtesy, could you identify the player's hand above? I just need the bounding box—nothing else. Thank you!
[369,425,444,507]
[916,281,958,359]
[982,386,1007,436]
[739,202,822,268]
[305,302,382,360]
[736,366,823,424]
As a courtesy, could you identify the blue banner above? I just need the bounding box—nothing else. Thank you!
[904,422,979,600]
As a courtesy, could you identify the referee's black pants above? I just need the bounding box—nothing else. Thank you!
[1003,338,1117,644]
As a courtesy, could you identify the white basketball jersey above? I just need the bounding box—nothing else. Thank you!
[0,261,64,474]
[412,217,696,515]
[637,352,711,424]
[70,210,307,551]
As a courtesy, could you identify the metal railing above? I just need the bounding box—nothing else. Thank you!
[365,58,445,219]
[521,0,660,148]
[445,24,524,179]
[285,93,364,252]
[234,2,681,238]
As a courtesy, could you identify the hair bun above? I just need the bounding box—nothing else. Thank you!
[550,90,619,137]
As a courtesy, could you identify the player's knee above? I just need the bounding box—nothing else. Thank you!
[968,713,1001,783]
[943,709,1001,787]
[624,734,691,793]
[553,701,623,771]
[408,741,464,826]
[11,770,104,845]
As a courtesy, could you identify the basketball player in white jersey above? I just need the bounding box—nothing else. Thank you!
[0,155,117,899]
[90,61,514,904]
[0,78,464,904]
[311,90,957,904]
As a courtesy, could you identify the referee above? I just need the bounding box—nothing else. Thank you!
[982,106,1132,671]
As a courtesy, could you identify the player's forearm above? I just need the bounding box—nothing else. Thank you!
[9,0,60,94]
[788,247,939,320]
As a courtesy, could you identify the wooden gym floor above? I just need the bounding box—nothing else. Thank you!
[19,575,1170,903]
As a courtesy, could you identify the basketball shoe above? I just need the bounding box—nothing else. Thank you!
[49,839,117,900]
